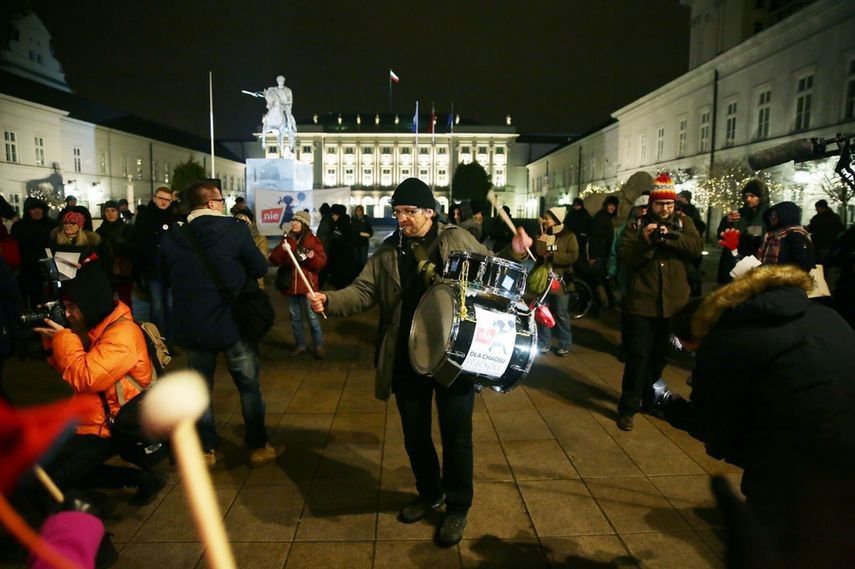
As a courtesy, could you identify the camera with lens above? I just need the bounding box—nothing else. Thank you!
[651,223,680,244]
[20,301,68,328]
[295,245,309,262]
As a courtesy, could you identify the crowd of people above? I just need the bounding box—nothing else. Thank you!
[1,170,854,566]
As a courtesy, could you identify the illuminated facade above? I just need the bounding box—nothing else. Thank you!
[528,0,855,224]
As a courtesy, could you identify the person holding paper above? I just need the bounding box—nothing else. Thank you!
[49,209,107,277]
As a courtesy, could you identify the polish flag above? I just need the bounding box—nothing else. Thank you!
[389,69,400,83]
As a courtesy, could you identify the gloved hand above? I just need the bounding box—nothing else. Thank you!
[718,228,741,251]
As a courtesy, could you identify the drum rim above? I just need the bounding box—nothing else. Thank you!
[447,250,527,272]
[408,282,461,377]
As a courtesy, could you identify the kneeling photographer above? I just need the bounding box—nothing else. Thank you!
[29,266,166,507]
[661,265,855,567]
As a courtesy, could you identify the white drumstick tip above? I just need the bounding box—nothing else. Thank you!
[141,370,210,436]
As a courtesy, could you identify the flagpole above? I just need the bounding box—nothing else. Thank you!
[449,101,454,195]
[208,71,215,179]
[388,71,392,112]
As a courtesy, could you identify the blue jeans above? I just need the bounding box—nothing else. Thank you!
[147,279,172,343]
[185,338,268,451]
[288,295,324,349]
[537,292,573,350]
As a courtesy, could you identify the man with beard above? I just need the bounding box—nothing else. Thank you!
[308,178,532,547]
[616,174,702,431]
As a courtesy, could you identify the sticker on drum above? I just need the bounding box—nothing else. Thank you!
[460,305,517,377]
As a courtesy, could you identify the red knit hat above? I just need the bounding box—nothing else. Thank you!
[62,210,85,227]
[650,173,677,202]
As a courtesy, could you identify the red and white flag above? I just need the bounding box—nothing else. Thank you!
[389,69,400,83]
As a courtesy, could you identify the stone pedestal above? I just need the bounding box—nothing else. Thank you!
[246,158,314,235]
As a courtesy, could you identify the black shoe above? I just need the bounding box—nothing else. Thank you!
[617,414,634,431]
[95,532,119,569]
[130,470,167,507]
[397,494,445,524]
[436,513,468,547]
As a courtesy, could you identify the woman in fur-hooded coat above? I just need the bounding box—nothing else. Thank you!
[666,264,855,565]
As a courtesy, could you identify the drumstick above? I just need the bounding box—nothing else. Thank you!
[283,242,327,319]
[141,371,236,569]
[493,199,536,262]
[33,466,64,504]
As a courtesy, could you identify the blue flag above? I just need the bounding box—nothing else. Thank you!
[412,100,419,133]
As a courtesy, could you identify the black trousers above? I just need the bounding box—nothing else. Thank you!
[393,370,475,515]
[618,314,671,415]
[44,434,144,493]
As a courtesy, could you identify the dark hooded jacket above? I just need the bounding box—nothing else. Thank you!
[589,200,618,259]
[158,213,268,350]
[11,198,54,276]
[665,266,855,558]
[758,201,814,271]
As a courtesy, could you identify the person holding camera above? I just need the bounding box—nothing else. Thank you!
[269,210,327,358]
[30,267,166,506]
[663,265,855,567]
[616,173,702,431]
[535,206,579,357]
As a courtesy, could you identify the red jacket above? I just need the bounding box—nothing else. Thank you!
[269,231,326,296]
[48,302,153,438]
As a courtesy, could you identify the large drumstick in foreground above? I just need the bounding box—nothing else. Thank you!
[141,371,236,569]
[283,242,327,319]
[491,195,536,262]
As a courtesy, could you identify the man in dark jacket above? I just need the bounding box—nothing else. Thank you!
[677,190,705,297]
[617,174,702,431]
[309,178,532,547]
[565,198,592,263]
[807,199,844,263]
[158,181,274,469]
[130,187,177,337]
[665,265,855,567]
[11,197,54,308]
[588,195,619,313]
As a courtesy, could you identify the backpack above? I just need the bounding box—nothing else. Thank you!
[138,320,171,377]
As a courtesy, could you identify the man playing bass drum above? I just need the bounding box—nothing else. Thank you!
[310,178,531,547]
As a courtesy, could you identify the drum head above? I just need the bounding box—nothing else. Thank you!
[410,284,456,375]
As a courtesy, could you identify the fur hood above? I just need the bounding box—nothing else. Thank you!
[691,264,813,341]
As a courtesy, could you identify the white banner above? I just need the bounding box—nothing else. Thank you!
[460,306,517,378]
[254,186,351,236]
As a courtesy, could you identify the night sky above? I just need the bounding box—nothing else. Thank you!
[30,0,690,140]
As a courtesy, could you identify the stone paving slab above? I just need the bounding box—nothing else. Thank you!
[0,286,733,568]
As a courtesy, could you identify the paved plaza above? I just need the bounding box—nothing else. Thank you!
[1,279,739,569]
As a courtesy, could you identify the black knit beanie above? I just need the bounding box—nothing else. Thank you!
[61,267,115,328]
[742,178,766,198]
[391,178,435,209]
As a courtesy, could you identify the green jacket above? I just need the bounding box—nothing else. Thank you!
[546,228,579,278]
[324,222,496,400]
[619,215,703,318]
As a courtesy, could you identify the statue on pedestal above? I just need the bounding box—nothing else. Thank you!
[243,75,297,158]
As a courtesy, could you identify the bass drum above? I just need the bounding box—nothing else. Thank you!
[409,282,537,392]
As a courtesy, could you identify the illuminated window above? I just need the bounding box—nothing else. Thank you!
[725,101,738,145]
[362,147,373,155]
[656,127,665,161]
[3,131,18,163]
[325,167,337,186]
[625,138,632,166]
[494,169,505,187]
[164,162,170,184]
[795,74,813,131]
[640,133,647,164]
[677,118,687,157]
[136,157,143,180]
[699,109,711,152]
[121,156,128,177]
[362,168,373,185]
[73,147,82,173]
[302,145,312,154]
[343,167,355,185]
[381,168,392,186]
[399,168,411,183]
[755,89,771,139]
[34,136,46,166]
[99,151,107,174]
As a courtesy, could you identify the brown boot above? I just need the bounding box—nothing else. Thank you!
[313,347,326,359]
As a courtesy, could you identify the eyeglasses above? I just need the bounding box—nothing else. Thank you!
[392,207,425,219]
[652,201,675,208]
[209,198,226,203]
[154,196,172,203]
